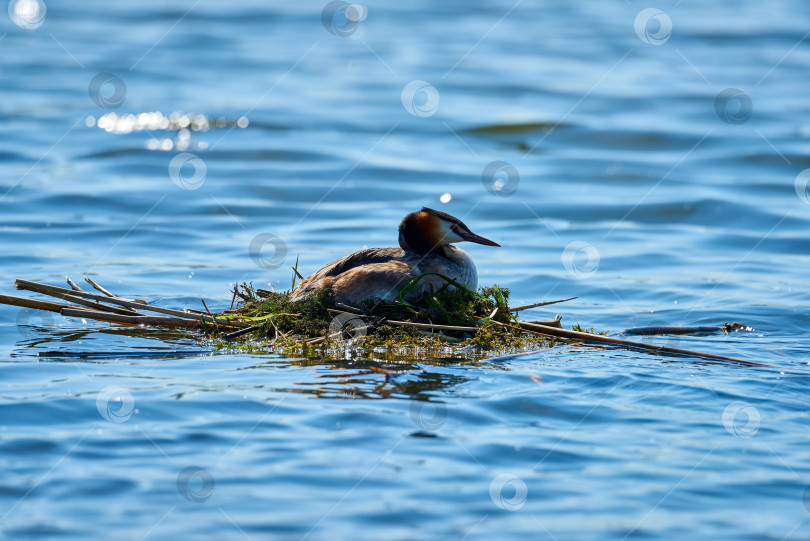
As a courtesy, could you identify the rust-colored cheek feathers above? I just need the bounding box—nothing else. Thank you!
[398,211,443,254]
[415,212,443,247]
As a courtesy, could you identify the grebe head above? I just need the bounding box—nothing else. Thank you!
[398,207,500,254]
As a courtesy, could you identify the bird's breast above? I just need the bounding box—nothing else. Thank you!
[408,246,478,292]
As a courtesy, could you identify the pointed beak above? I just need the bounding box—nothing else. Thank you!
[460,230,500,247]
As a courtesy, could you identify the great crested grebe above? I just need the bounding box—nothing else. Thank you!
[290,207,500,305]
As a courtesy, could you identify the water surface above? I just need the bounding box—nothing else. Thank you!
[2,1,810,539]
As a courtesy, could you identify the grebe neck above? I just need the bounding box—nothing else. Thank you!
[398,213,442,254]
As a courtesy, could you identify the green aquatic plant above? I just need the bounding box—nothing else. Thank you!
[219,280,552,357]
[571,324,609,336]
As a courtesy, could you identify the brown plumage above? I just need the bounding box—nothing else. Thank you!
[290,208,499,305]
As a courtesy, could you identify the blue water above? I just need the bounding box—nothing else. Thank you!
[2,1,810,539]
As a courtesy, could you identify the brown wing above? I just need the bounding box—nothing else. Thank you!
[330,261,414,305]
[290,248,406,302]
[307,248,404,279]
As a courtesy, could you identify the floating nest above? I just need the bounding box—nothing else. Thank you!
[218,280,567,358]
[0,276,770,368]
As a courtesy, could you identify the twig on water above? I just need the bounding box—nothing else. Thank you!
[496,320,774,368]
[15,279,248,328]
[15,285,143,317]
[620,323,753,335]
[0,294,70,313]
[84,277,114,297]
[223,325,261,341]
[66,277,85,292]
[521,319,562,328]
[510,297,578,312]
[230,284,238,310]
[60,308,222,329]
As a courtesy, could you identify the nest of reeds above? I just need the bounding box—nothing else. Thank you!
[3,276,770,368]
[218,278,565,357]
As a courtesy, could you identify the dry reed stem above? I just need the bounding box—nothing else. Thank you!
[499,321,773,368]
[66,277,84,292]
[60,308,219,328]
[16,279,248,328]
[84,277,115,297]
[511,296,578,312]
[0,294,69,313]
